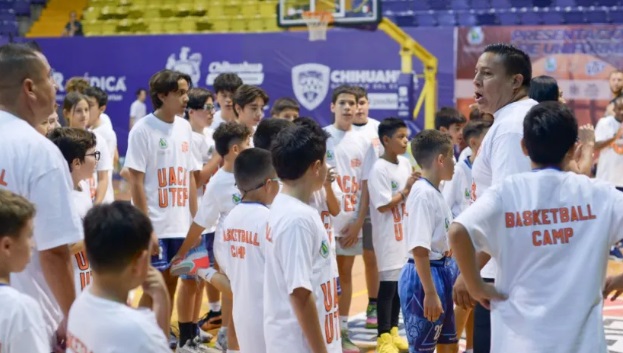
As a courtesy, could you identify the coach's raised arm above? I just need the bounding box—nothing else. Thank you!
[0,43,82,351]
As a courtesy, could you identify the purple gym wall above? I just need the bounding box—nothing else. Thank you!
[35,28,455,155]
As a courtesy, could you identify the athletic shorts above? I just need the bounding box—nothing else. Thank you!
[399,257,458,352]
[336,237,363,256]
[152,235,207,280]
[205,232,216,266]
[362,214,374,251]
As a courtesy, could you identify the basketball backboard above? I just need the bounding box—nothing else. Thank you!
[277,0,381,27]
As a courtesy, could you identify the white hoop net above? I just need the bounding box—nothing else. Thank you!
[302,11,333,41]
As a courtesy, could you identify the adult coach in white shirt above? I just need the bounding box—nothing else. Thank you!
[129,88,147,129]
[0,43,82,349]
[454,43,537,353]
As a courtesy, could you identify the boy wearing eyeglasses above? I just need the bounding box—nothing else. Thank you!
[47,127,100,295]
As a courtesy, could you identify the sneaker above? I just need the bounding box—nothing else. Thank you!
[215,329,227,352]
[365,303,378,329]
[199,310,222,331]
[170,250,210,277]
[197,328,213,344]
[169,331,178,350]
[610,247,623,261]
[390,327,408,351]
[341,329,359,353]
[176,339,211,353]
[376,333,399,353]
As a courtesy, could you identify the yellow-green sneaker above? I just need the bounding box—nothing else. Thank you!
[390,327,409,351]
[341,329,359,353]
[376,333,399,353]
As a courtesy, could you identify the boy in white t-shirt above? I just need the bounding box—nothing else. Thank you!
[212,73,243,129]
[221,148,279,353]
[0,190,48,353]
[124,70,198,350]
[233,84,269,137]
[400,129,458,353]
[352,86,382,328]
[63,92,113,204]
[449,101,623,353]
[368,118,416,353]
[254,115,293,150]
[48,128,99,294]
[595,95,623,189]
[323,85,372,351]
[173,121,251,352]
[270,97,300,121]
[264,124,341,353]
[67,202,171,353]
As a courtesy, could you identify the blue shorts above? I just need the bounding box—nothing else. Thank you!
[399,257,458,353]
[152,235,208,280]
[205,232,215,267]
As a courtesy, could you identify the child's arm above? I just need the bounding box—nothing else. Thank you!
[324,170,340,217]
[196,154,221,186]
[119,167,130,182]
[94,170,109,204]
[69,241,83,255]
[377,172,419,213]
[339,181,368,247]
[189,174,198,219]
[141,266,171,337]
[412,247,443,322]
[175,222,206,259]
[290,288,329,353]
[127,169,158,254]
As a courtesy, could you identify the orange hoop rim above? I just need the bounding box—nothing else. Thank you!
[302,10,335,23]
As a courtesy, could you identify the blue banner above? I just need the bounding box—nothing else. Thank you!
[35,28,455,155]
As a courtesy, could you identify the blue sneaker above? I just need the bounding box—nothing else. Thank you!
[610,246,623,261]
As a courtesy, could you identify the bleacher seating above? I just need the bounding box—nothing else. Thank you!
[80,0,280,36]
[382,0,623,27]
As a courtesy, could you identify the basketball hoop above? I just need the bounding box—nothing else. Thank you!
[302,11,333,41]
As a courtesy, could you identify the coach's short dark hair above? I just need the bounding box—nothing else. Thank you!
[233,85,269,117]
[331,85,358,104]
[253,118,293,150]
[0,44,45,103]
[0,189,35,239]
[48,127,97,172]
[529,75,560,103]
[213,73,243,94]
[85,86,108,108]
[234,148,275,194]
[523,102,577,165]
[84,201,153,273]
[270,97,300,117]
[411,129,453,169]
[462,120,492,144]
[434,107,466,130]
[484,43,532,90]
[213,121,251,157]
[135,88,146,97]
[272,125,328,181]
[378,118,407,146]
[149,69,191,110]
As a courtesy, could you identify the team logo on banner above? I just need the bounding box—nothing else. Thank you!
[166,47,202,86]
[292,63,331,111]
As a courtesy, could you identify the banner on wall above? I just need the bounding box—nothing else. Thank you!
[35,27,454,155]
[456,25,623,125]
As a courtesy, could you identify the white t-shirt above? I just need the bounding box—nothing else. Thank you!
[221,202,270,353]
[71,182,93,294]
[472,98,537,278]
[456,169,622,353]
[264,193,341,353]
[130,100,147,122]
[458,146,472,163]
[0,285,49,353]
[355,118,383,181]
[0,111,83,343]
[124,114,197,239]
[324,125,372,237]
[309,181,343,250]
[92,125,117,203]
[99,113,113,130]
[86,130,113,203]
[368,157,411,272]
[212,110,225,129]
[191,130,212,204]
[194,169,241,266]
[67,288,170,353]
[405,179,453,260]
[595,115,623,187]
[442,158,473,217]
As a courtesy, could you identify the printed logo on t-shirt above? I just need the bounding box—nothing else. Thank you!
[181,141,189,153]
[159,138,168,149]
[157,167,190,208]
[350,158,362,168]
[320,239,330,258]
[444,218,450,231]
[464,187,471,200]
[326,150,334,161]
[232,193,242,204]
[391,181,398,191]
[470,180,477,203]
